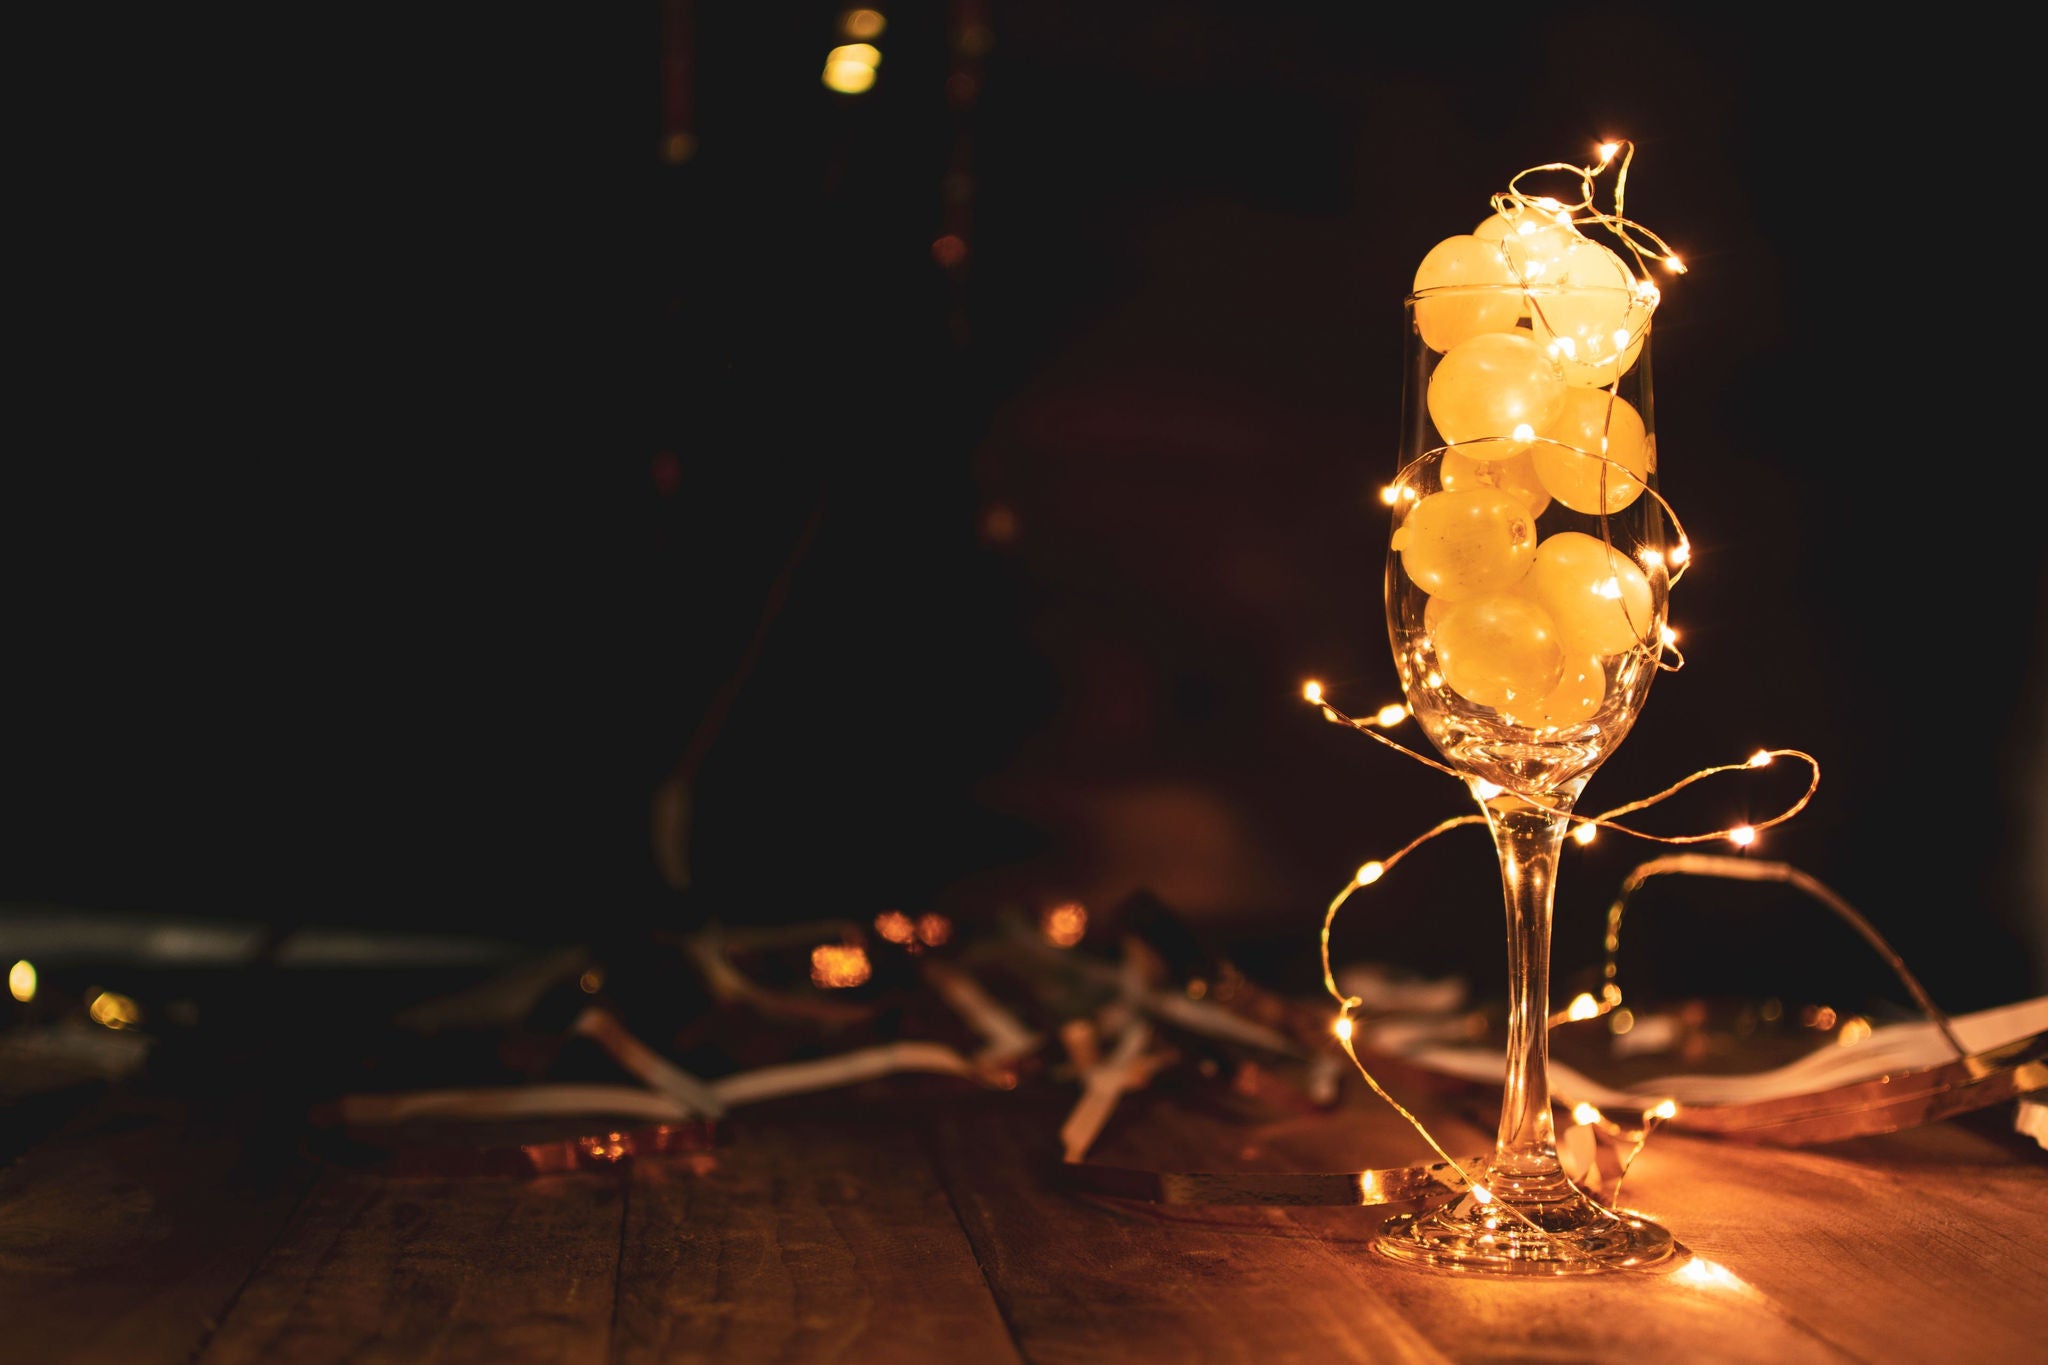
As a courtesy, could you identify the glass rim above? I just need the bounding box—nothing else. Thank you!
[1406,282,1644,304]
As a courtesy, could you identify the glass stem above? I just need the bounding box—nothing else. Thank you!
[1480,784,1584,1196]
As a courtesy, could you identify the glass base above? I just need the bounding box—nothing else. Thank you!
[1373,1182,1675,1276]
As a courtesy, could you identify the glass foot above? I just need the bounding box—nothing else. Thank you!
[1374,1184,1674,1275]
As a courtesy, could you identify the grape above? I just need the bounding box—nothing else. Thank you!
[1412,235,1523,353]
[1525,530,1658,656]
[1533,388,1649,514]
[1441,443,1552,517]
[1498,653,1607,731]
[1432,593,1565,711]
[1526,238,1646,388]
[1426,331,1567,453]
[1394,487,1538,602]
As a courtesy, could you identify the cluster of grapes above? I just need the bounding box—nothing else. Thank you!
[1391,205,1663,732]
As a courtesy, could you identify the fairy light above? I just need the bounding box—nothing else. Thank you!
[1675,1259,1750,1293]
[1374,703,1409,728]
[1307,144,1847,1251]
[1042,901,1088,947]
[810,945,872,989]
[7,960,33,1003]
[1604,1098,1679,1205]
[88,990,141,1030]
[875,911,917,944]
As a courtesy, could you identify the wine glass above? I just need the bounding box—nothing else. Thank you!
[1372,279,1676,1273]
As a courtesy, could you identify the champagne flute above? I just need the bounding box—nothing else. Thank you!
[1372,279,1676,1273]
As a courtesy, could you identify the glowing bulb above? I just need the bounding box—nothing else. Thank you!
[88,991,141,1030]
[1651,1099,1678,1120]
[1567,993,1600,1021]
[1334,1016,1355,1041]
[1748,750,1773,768]
[1572,822,1598,846]
[1355,861,1385,886]
[8,960,34,1003]
[1665,254,1686,273]
[1670,540,1690,566]
[1660,625,1679,647]
[1470,779,1503,800]
[1510,423,1535,442]
[1043,901,1088,947]
[1380,484,1400,505]
[1470,1186,1494,1204]
[1572,1101,1603,1124]
[1676,1258,1746,1291]
[822,43,881,94]
[810,945,872,988]
[1730,825,1756,847]
[822,58,877,93]
[840,7,886,38]
[1374,703,1408,727]
[1597,141,1620,163]
[1303,680,1324,703]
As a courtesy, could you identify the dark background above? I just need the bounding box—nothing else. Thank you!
[6,3,2044,1021]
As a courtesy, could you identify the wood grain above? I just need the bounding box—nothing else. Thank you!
[197,1167,624,1364]
[937,1082,1458,1365]
[0,1090,317,1365]
[611,1087,1019,1365]
[1626,1121,2048,1365]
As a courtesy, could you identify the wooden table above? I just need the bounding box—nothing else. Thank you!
[4,1051,2043,1364]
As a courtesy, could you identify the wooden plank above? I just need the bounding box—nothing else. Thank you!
[1622,1119,2048,1365]
[1263,1076,1856,1365]
[611,1086,1021,1365]
[981,1066,1863,1364]
[936,1079,1458,1365]
[197,1165,624,1365]
[0,1089,318,1365]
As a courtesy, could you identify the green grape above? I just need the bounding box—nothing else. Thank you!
[1498,653,1606,731]
[1533,388,1649,514]
[1432,592,1564,711]
[1427,331,1567,453]
[1441,443,1552,517]
[1525,530,1657,657]
[1525,239,1646,388]
[1394,487,1539,602]
[1412,235,1523,353]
